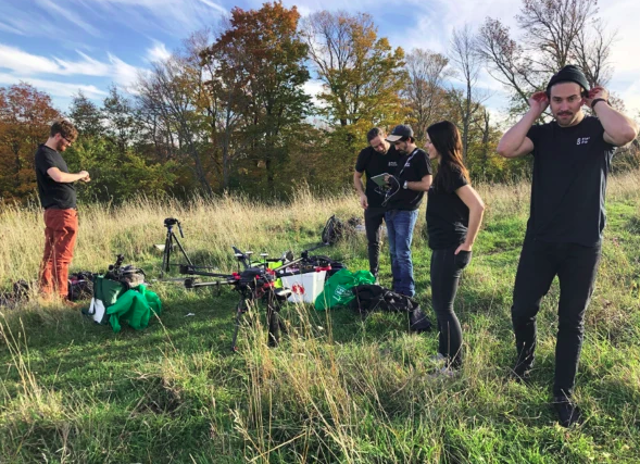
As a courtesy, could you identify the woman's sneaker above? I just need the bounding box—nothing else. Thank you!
[553,395,583,427]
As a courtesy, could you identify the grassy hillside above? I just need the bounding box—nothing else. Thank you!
[0,172,639,463]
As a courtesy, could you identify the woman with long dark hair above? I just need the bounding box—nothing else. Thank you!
[425,121,485,375]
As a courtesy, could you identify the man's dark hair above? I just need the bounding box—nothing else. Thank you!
[50,119,78,143]
[367,127,385,142]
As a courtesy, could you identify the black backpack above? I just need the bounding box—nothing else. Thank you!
[321,215,344,245]
[350,284,432,333]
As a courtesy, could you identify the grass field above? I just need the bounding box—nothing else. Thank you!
[0,172,639,463]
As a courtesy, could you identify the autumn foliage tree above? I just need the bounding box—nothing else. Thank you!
[201,2,311,193]
[0,83,61,202]
[303,11,408,153]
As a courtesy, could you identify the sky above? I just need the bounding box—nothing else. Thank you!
[0,0,639,123]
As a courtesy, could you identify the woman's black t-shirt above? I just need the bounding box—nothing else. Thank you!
[426,169,469,250]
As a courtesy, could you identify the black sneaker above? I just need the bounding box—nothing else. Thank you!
[553,395,583,427]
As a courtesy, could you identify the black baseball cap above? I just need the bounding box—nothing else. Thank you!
[386,124,414,143]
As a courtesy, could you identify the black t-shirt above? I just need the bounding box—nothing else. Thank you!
[526,116,615,246]
[426,170,469,250]
[35,144,77,209]
[355,145,402,209]
[385,148,432,211]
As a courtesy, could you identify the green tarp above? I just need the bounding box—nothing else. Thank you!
[314,268,375,310]
[106,284,162,333]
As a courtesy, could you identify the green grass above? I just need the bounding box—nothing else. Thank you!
[0,175,639,463]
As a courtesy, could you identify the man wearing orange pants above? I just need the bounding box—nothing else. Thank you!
[35,119,90,301]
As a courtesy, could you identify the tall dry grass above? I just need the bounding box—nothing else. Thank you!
[2,169,637,287]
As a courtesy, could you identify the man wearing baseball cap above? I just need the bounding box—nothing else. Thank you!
[383,124,433,297]
[497,65,638,427]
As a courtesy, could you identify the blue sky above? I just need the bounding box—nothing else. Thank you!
[1,0,639,122]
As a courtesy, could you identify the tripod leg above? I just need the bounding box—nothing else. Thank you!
[160,229,173,277]
[171,232,193,267]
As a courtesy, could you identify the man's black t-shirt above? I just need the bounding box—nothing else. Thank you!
[386,148,432,211]
[526,116,615,247]
[355,145,401,209]
[35,144,77,210]
[426,169,469,250]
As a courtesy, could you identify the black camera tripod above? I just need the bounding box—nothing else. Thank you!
[160,217,193,278]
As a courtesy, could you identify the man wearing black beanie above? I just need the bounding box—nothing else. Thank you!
[496,65,638,427]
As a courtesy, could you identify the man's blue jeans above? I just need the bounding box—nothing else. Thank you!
[385,209,419,297]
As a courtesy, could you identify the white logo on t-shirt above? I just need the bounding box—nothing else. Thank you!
[576,137,590,145]
[389,162,398,167]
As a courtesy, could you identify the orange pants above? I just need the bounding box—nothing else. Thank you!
[39,209,78,299]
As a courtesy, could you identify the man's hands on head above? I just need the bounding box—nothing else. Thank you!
[528,91,549,117]
[586,86,609,108]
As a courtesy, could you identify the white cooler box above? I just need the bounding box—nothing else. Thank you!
[280,270,327,304]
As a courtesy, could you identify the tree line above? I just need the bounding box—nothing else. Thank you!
[1,0,637,204]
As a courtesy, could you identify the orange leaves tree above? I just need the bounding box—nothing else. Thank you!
[302,11,408,184]
[0,83,61,202]
[201,2,311,193]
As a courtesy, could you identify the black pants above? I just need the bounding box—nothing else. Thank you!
[364,207,386,277]
[511,237,601,397]
[430,247,472,368]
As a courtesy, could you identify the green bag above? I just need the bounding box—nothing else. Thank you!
[106,284,162,333]
[314,268,375,310]
[85,276,125,324]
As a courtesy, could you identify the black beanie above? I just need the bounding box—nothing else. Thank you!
[546,65,589,94]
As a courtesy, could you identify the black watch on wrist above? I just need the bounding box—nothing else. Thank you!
[591,98,609,110]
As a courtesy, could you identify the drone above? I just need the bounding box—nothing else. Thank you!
[182,247,308,352]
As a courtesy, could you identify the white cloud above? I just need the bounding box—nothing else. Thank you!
[597,0,640,116]
[0,44,145,86]
[108,53,147,89]
[0,44,64,75]
[196,0,226,14]
[76,0,227,36]
[0,73,107,99]
[0,0,226,39]
[35,0,102,37]
[0,3,67,38]
[147,41,172,63]
[0,21,25,35]
[303,79,326,107]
